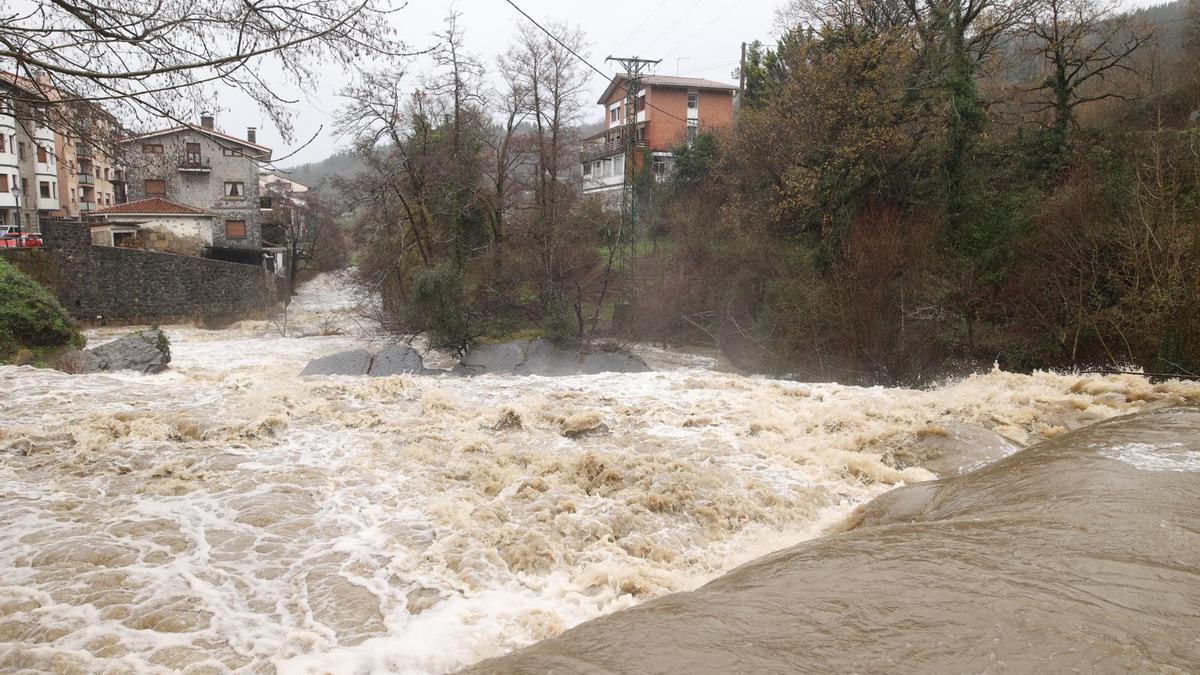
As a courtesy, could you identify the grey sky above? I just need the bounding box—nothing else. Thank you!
[210,0,1168,168]
[215,0,783,167]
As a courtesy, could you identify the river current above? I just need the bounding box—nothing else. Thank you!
[1,275,1197,673]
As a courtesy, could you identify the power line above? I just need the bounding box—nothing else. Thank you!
[661,0,748,59]
[646,0,708,48]
[612,0,673,53]
[501,0,690,123]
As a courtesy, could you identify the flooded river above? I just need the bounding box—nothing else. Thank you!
[1,275,1197,673]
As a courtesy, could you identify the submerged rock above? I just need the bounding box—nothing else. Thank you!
[894,422,1024,476]
[458,339,650,377]
[63,328,171,374]
[465,407,1200,674]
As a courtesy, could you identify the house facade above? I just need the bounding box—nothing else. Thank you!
[0,73,127,231]
[580,74,736,196]
[0,78,59,231]
[121,115,271,259]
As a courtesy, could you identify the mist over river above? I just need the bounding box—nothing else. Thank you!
[2,275,1198,673]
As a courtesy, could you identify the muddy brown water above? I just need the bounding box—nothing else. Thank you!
[3,276,1200,672]
[466,407,1200,674]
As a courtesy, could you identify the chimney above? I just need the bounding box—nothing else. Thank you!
[200,113,214,130]
[247,127,257,144]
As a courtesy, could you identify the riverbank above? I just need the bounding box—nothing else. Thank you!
[2,275,1198,672]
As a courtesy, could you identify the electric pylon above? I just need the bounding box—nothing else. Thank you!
[605,55,659,305]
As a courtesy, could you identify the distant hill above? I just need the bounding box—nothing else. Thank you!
[279,149,365,193]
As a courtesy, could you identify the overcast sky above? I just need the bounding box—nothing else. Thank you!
[208,0,1168,168]
[212,0,783,167]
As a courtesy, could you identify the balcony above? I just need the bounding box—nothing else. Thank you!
[580,136,646,165]
[78,172,94,185]
[79,201,96,212]
[178,157,212,172]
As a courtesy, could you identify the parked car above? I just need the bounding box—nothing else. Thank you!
[0,227,43,248]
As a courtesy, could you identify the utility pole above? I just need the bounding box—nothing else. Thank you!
[739,42,747,107]
[605,55,660,308]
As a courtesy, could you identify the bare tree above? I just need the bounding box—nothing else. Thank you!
[0,0,412,149]
[1022,0,1153,135]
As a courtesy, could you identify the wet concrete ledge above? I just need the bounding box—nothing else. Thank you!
[464,407,1200,674]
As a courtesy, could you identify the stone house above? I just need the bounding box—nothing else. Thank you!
[120,114,272,264]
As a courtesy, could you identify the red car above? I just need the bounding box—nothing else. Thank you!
[0,227,42,248]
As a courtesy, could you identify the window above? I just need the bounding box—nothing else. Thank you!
[687,120,699,143]
[144,179,166,197]
[582,162,591,177]
[185,142,202,164]
[260,196,273,209]
[70,187,75,202]
[0,175,7,192]
[610,107,618,123]
[687,90,698,109]
[222,148,244,157]
[225,220,247,239]
[652,155,669,177]
[142,143,164,154]
[9,174,14,191]
[21,178,27,194]
[39,181,50,198]
[614,154,625,178]
[224,181,244,197]
[52,182,57,199]
[0,135,5,153]
[17,142,25,160]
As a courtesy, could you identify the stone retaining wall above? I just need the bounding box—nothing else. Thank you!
[16,220,279,325]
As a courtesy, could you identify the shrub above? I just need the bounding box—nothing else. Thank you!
[0,258,84,362]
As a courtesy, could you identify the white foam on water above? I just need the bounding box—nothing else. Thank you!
[1098,442,1200,472]
[1,274,1198,673]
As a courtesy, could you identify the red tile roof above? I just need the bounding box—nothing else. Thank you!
[91,198,213,216]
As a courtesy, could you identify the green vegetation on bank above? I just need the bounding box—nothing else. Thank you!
[0,258,85,364]
[626,0,1200,383]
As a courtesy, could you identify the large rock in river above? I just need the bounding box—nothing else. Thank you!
[367,345,426,376]
[301,345,427,377]
[301,349,374,376]
[458,339,649,377]
[62,328,171,374]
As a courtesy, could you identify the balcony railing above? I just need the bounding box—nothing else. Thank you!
[580,136,645,165]
[178,157,212,172]
[79,201,96,212]
[77,172,94,185]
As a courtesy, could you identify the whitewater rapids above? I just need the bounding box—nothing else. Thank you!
[1,274,1197,673]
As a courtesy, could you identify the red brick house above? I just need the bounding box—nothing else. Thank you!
[580,74,736,196]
